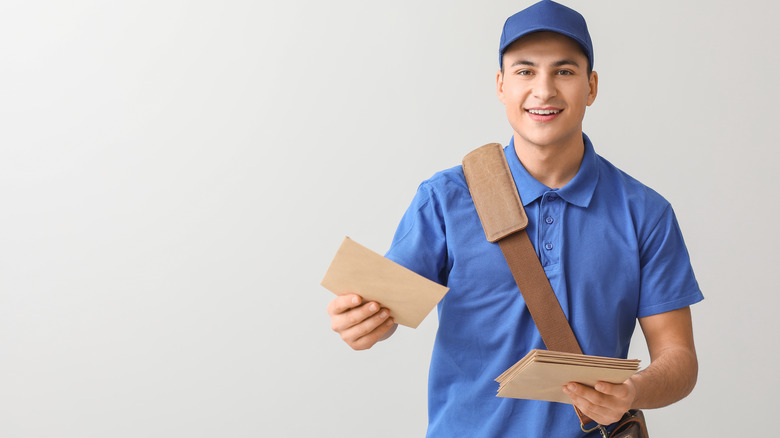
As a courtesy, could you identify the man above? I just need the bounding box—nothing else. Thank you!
[327,1,703,436]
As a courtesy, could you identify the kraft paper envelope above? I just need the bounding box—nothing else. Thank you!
[320,237,449,328]
[496,349,639,404]
[496,350,638,381]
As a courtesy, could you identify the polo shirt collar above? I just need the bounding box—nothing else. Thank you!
[505,133,599,208]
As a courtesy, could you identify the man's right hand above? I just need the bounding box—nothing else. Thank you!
[327,294,397,350]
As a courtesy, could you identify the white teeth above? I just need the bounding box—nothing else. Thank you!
[528,109,561,115]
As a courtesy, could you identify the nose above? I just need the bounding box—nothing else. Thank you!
[532,74,557,101]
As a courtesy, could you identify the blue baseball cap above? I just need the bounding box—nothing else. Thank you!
[499,0,593,70]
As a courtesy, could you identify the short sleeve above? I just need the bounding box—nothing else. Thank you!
[637,204,704,317]
[384,181,449,286]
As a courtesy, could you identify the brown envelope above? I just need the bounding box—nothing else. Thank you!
[320,237,449,328]
[495,349,639,404]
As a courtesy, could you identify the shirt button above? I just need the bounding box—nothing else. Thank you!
[547,195,557,201]
[545,216,554,224]
[544,242,553,250]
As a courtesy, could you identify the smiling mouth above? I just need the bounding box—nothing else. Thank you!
[526,109,562,115]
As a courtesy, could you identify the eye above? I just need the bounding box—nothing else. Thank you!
[516,69,533,76]
[556,69,574,75]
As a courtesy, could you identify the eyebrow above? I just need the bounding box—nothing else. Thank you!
[509,59,581,68]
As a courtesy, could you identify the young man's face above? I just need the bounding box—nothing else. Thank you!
[497,31,598,151]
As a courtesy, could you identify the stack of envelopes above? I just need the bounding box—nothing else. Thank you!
[495,349,640,404]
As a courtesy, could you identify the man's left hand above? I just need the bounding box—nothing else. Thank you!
[562,379,636,425]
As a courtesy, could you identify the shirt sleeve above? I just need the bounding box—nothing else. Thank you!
[637,204,704,317]
[384,181,449,286]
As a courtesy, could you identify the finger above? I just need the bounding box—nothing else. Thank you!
[339,305,390,341]
[349,316,396,351]
[331,301,382,333]
[327,294,362,316]
[563,383,606,407]
[563,383,626,425]
[339,306,392,347]
[593,381,627,397]
[563,384,608,420]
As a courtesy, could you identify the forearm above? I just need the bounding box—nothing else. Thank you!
[564,308,698,424]
[630,344,698,409]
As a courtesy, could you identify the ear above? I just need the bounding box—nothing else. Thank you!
[586,70,598,106]
[496,69,506,104]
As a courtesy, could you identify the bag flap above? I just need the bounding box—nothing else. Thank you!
[462,143,527,242]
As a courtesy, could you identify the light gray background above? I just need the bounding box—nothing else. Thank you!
[0,1,777,436]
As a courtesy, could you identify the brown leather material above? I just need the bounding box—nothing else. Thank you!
[464,143,649,434]
[497,231,582,354]
[464,143,594,426]
[462,143,528,242]
[609,410,649,438]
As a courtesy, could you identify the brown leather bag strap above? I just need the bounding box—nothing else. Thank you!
[463,143,595,428]
[497,231,582,354]
[460,143,528,243]
[462,143,582,353]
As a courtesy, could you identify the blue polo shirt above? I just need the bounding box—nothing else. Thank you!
[385,134,703,437]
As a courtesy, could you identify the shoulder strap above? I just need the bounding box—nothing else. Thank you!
[462,143,582,354]
[463,143,599,431]
[461,143,528,242]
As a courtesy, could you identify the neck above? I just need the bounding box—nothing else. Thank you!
[512,133,585,189]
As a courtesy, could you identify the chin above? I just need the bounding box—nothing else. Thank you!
[516,133,564,148]
[516,124,581,149]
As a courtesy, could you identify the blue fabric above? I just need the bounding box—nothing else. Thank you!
[499,0,593,69]
[385,134,703,437]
